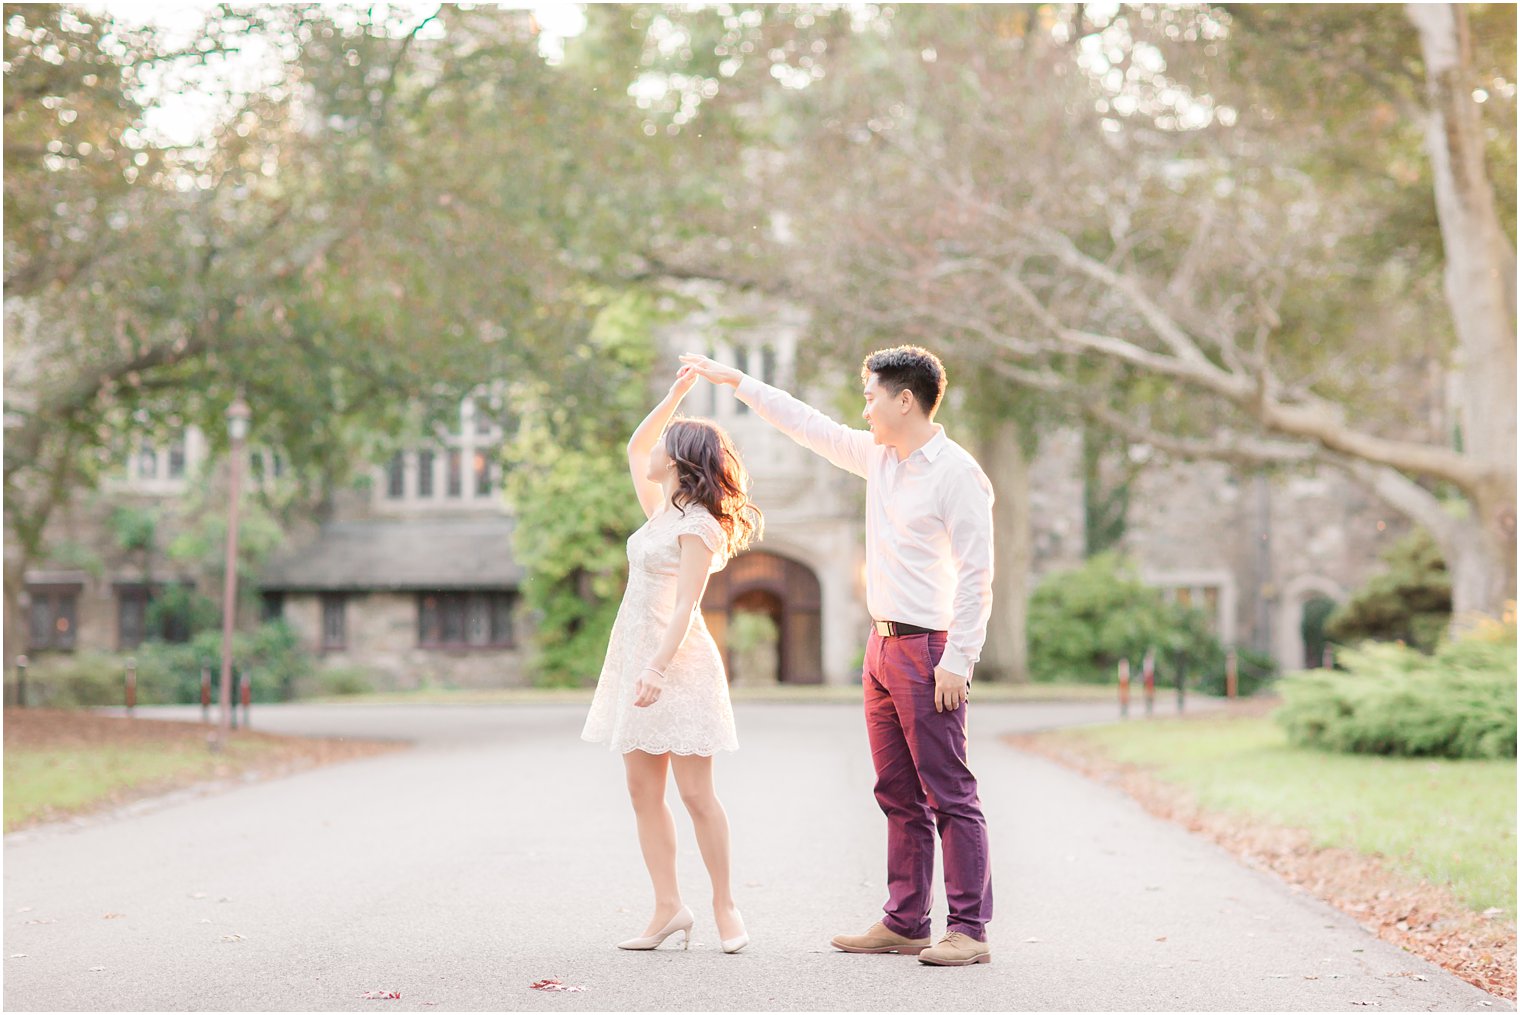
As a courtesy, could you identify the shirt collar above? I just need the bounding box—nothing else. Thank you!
[917,425,950,463]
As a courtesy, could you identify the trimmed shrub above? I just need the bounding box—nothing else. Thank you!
[1325,529,1451,653]
[20,621,318,707]
[1028,552,1238,689]
[1275,620,1517,759]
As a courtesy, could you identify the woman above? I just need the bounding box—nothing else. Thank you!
[581,365,763,954]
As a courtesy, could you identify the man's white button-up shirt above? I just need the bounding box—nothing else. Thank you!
[735,375,995,679]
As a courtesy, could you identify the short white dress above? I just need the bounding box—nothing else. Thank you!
[580,501,739,755]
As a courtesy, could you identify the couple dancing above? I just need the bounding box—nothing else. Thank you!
[580,345,996,967]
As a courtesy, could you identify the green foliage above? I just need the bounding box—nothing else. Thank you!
[1275,624,1518,759]
[1027,552,1235,689]
[143,584,220,642]
[1192,645,1278,698]
[1326,529,1452,652]
[22,621,316,706]
[299,666,375,698]
[501,290,663,686]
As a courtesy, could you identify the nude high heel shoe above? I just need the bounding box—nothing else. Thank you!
[616,906,694,951]
[720,909,749,954]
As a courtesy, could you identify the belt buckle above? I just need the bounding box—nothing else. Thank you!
[874,619,895,637]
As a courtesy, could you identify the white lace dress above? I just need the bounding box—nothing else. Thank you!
[580,501,739,756]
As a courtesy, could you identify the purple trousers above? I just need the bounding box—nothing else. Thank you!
[863,628,993,941]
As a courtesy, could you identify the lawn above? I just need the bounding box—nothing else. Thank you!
[1043,714,1516,917]
[3,709,401,832]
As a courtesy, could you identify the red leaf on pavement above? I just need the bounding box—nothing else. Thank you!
[530,979,586,993]
[359,990,401,1000]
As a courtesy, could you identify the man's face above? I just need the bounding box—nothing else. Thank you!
[861,373,904,445]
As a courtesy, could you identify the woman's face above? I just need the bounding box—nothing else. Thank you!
[646,435,673,484]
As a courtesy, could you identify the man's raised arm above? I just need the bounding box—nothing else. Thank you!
[679,353,875,479]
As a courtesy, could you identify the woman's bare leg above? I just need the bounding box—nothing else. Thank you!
[623,750,683,935]
[671,753,742,940]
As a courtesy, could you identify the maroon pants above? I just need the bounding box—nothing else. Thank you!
[863,628,993,941]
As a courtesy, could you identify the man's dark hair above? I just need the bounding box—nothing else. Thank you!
[861,345,947,417]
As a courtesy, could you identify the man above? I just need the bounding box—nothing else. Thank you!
[679,346,995,967]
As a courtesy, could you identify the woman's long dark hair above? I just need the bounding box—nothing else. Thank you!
[663,416,763,560]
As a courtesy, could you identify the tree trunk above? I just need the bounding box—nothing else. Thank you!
[976,416,1031,682]
[1408,1,1519,615]
[4,551,29,680]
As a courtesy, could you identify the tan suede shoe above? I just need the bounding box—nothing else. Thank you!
[830,921,931,955]
[918,931,991,966]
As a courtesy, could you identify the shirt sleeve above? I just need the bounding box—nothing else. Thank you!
[735,375,875,479]
[938,463,996,680]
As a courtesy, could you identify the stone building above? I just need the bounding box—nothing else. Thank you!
[14,316,1401,687]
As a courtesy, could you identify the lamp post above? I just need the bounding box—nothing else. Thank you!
[216,393,251,749]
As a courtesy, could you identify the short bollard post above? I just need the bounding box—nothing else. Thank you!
[1118,658,1131,718]
[125,657,137,716]
[230,668,240,731]
[200,666,211,724]
[15,654,28,709]
[240,673,251,728]
[1142,649,1156,717]
[1174,653,1187,714]
[1322,644,1334,670]
[1226,649,1238,700]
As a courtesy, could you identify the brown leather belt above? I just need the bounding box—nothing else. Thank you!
[872,620,939,637]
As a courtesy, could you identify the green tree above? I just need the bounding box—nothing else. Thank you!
[500,290,667,686]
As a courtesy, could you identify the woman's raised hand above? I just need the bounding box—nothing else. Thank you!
[678,353,742,388]
[670,364,699,399]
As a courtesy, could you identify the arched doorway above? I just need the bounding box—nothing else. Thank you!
[702,551,823,684]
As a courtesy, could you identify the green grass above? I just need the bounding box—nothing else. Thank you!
[4,739,283,832]
[310,680,1119,706]
[1048,715,1517,917]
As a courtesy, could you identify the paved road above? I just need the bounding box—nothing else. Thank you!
[4,701,1509,1011]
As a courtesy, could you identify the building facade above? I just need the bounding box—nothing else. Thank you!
[15,309,1402,687]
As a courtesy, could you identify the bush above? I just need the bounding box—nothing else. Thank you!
[19,621,317,707]
[1275,620,1517,759]
[1326,529,1451,652]
[1192,646,1279,698]
[17,652,131,708]
[1028,552,1236,688]
[299,666,374,697]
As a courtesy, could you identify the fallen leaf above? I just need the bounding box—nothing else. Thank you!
[530,979,585,993]
[89,966,105,972]
[220,934,244,942]
[1413,974,1428,981]
[10,953,26,958]
[359,990,401,1000]
[1303,975,1318,980]
[1155,936,1167,942]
